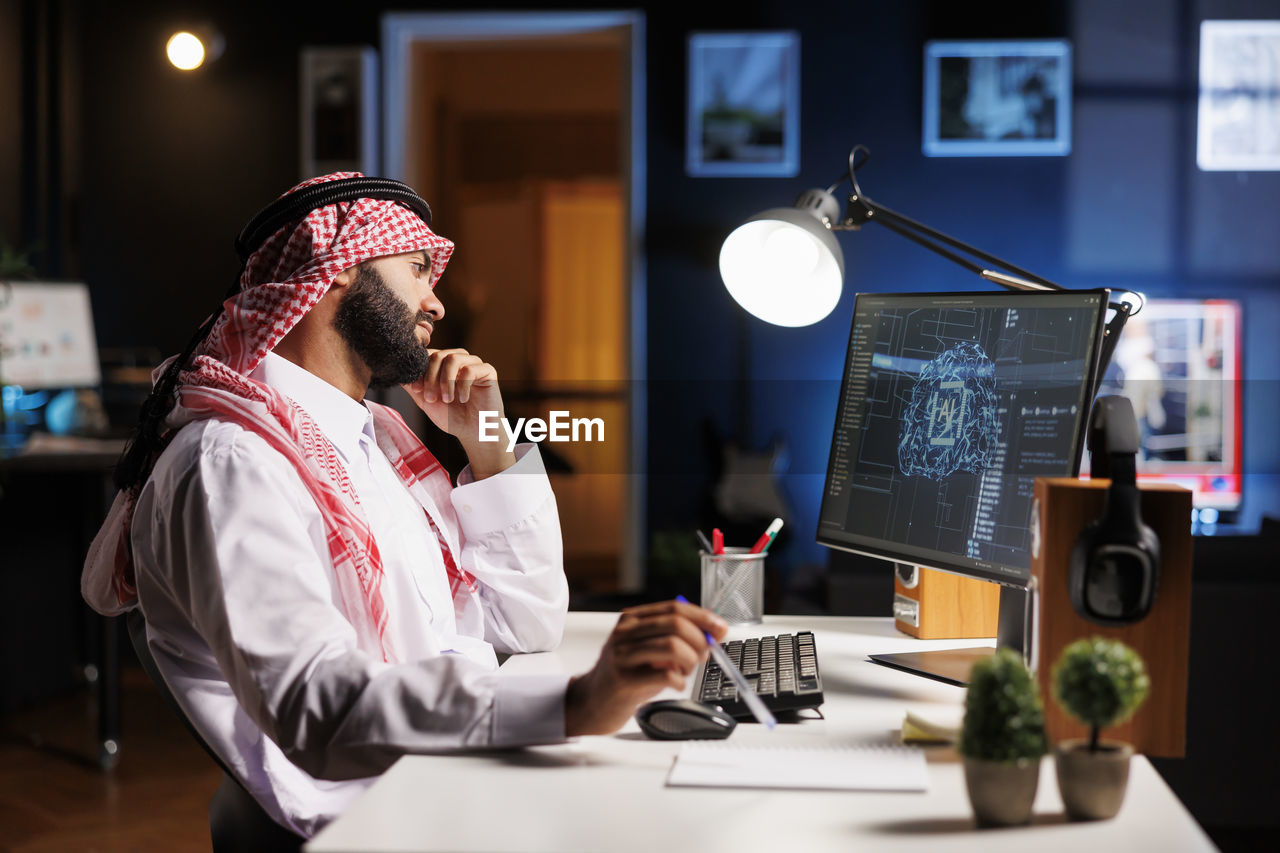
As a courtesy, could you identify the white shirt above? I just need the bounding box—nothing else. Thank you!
[130,352,570,838]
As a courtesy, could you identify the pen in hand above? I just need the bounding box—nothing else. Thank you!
[676,595,777,730]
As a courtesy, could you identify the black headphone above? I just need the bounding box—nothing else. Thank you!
[115,176,433,493]
[1068,395,1161,625]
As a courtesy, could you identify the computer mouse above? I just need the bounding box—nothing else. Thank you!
[634,699,737,740]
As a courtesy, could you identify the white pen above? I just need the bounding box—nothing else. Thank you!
[677,596,777,730]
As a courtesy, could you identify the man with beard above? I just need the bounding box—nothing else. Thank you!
[82,174,725,843]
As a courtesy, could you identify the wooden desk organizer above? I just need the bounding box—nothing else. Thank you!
[1031,477,1192,757]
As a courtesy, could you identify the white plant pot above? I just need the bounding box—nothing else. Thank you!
[963,756,1041,827]
[1054,739,1134,821]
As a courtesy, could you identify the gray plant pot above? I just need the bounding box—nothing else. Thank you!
[962,756,1041,827]
[1054,739,1133,821]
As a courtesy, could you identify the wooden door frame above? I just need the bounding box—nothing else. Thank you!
[381,11,647,591]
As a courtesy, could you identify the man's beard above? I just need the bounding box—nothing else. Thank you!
[333,264,433,388]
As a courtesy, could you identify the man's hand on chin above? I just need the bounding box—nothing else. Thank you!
[402,348,516,480]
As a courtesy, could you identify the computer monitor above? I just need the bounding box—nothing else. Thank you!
[0,281,102,447]
[817,289,1109,683]
[1092,298,1242,522]
[0,281,100,388]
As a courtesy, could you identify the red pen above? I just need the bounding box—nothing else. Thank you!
[749,517,784,554]
[712,528,724,555]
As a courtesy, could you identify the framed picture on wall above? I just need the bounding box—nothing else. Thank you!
[923,40,1072,157]
[300,46,380,179]
[1197,20,1280,171]
[687,32,800,177]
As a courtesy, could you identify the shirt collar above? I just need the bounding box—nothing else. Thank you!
[251,351,376,464]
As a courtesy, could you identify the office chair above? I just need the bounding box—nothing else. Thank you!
[125,610,304,852]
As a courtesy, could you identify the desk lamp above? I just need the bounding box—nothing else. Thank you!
[718,144,1137,372]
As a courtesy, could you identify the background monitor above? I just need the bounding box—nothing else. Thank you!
[818,289,1108,589]
[0,281,101,389]
[0,281,102,446]
[1093,298,1242,517]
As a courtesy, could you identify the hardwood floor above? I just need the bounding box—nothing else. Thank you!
[1,666,220,851]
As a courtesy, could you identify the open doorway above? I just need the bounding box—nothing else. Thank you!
[382,12,646,594]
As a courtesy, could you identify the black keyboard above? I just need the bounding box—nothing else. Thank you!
[695,631,824,720]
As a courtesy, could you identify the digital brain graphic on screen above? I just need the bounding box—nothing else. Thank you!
[898,341,999,480]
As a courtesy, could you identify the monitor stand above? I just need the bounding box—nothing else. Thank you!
[867,586,1028,686]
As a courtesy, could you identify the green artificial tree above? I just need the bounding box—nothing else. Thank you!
[1052,637,1150,752]
[958,648,1048,763]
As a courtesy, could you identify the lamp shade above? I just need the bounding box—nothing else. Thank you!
[719,206,845,327]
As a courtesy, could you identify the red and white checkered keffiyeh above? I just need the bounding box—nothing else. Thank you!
[82,172,475,663]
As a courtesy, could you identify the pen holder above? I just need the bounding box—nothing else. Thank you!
[700,547,765,625]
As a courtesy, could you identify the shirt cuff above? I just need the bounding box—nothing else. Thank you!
[452,443,555,538]
[492,674,571,746]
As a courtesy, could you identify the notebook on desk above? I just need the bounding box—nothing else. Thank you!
[666,740,928,792]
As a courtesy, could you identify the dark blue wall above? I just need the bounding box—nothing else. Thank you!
[643,0,1280,570]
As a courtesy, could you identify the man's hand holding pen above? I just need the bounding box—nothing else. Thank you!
[565,599,728,737]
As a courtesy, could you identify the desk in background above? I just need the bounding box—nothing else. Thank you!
[0,435,126,768]
[307,613,1215,853]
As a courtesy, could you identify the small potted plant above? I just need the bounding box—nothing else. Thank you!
[1051,636,1150,820]
[957,648,1048,827]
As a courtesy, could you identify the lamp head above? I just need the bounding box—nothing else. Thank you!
[718,188,846,327]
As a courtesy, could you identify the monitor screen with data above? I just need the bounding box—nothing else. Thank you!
[818,290,1108,587]
[0,281,101,389]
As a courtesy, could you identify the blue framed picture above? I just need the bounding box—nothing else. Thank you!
[687,32,800,177]
[923,40,1072,157]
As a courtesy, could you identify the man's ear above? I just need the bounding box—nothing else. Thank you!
[331,264,359,290]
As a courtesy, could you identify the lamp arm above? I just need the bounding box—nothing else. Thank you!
[824,180,1134,389]
[859,194,1134,385]
[836,195,1065,292]
[860,211,989,278]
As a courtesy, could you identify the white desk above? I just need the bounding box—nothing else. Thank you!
[307,613,1215,852]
